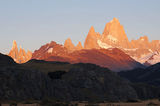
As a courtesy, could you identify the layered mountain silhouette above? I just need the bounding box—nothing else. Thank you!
[118,63,160,99]
[119,63,160,87]
[8,40,32,63]
[8,18,160,68]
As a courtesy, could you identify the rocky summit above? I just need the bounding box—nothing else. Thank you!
[8,40,32,63]
[83,18,160,64]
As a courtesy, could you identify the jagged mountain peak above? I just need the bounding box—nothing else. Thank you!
[12,40,18,50]
[139,36,149,41]
[88,26,95,34]
[64,38,75,51]
[77,41,82,46]
[76,41,83,50]
[84,26,101,49]
[111,17,120,23]
[65,38,72,42]
[64,38,74,45]
[8,40,32,63]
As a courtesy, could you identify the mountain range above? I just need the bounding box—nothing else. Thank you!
[31,41,144,71]
[7,18,160,70]
[1,18,160,103]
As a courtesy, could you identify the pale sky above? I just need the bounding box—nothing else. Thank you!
[0,0,160,54]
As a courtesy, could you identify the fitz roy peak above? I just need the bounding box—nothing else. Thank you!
[84,18,160,64]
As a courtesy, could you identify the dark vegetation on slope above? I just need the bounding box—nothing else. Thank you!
[0,53,160,102]
[119,63,160,100]
[119,63,160,87]
[0,54,137,102]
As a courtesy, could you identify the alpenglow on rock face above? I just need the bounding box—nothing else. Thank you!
[64,38,83,52]
[83,18,160,64]
[32,40,144,72]
[9,18,160,65]
[8,40,32,63]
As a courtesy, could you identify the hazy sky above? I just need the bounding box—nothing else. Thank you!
[0,0,160,54]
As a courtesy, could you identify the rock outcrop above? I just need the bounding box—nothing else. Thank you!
[102,18,130,48]
[84,26,101,49]
[32,41,68,60]
[64,38,75,52]
[76,41,83,50]
[8,40,32,63]
[64,38,83,52]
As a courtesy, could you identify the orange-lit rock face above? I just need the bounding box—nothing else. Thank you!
[76,41,83,50]
[8,40,19,61]
[84,18,131,49]
[32,41,69,60]
[32,41,143,71]
[45,48,143,71]
[64,38,83,52]
[83,18,160,64]
[130,36,150,49]
[102,18,130,48]
[84,26,101,49]
[64,38,75,52]
[8,40,32,63]
[21,18,160,65]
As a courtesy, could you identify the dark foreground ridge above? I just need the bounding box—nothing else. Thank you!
[119,63,160,99]
[0,53,160,102]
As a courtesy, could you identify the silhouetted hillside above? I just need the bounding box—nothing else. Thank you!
[0,53,160,102]
[119,63,160,87]
[0,54,138,102]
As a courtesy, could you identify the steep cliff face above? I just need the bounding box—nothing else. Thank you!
[64,38,75,52]
[83,18,160,64]
[76,41,83,50]
[8,40,32,63]
[64,38,83,52]
[84,26,101,49]
[102,18,130,48]
[8,40,19,61]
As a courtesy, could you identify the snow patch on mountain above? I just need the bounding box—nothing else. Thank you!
[123,48,138,51]
[97,40,112,49]
[47,48,53,53]
[138,53,153,63]
[149,49,153,53]
[137,51,160,65]
[144,51,160,65]
[147,55,160,65]
[141,38,144,41]
[107,35,118,43]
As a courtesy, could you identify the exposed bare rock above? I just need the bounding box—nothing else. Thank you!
[8,40,32,63]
